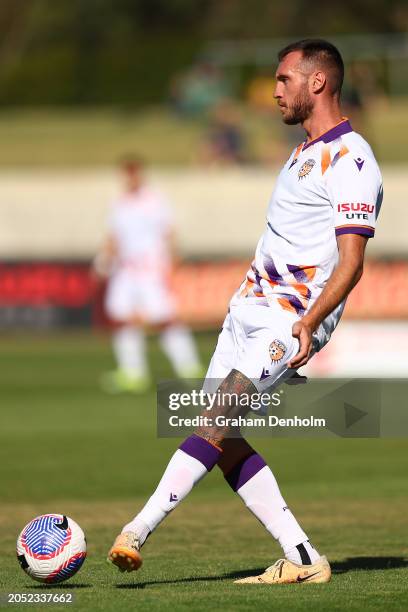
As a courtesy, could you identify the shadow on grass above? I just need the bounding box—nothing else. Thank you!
[116,568,265,589]
[331,556,408,574]
[116,556,408,589]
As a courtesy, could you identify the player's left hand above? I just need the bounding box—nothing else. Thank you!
[288,320,313,369]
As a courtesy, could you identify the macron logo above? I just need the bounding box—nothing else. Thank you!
[169,493,178,502]
[260,367,271,382]
[354,157,364,171]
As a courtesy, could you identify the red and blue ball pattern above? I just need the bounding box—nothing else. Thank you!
[45,551,86,584]
[21,514,71,560]
[17,514,86,584]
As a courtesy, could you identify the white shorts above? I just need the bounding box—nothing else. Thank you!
[204,303,301,394]
[105,269,176,324]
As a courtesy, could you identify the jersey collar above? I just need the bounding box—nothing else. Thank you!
[302,118,353,150]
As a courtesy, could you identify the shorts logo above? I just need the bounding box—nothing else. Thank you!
[269,339,287,362]
[298,159,315,180]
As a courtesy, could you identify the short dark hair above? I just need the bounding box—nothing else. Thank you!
[278,39,344,97]
[119,153,144,171]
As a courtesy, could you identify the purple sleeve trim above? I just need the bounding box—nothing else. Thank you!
[224,452,266,491]
[335,226,375,238]
[179,434,221,471]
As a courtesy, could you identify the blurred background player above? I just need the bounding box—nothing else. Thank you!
[198,99,248,166]
[93,155,203,393]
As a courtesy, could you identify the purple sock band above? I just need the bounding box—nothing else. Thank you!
[225,452,266,491]
[179,434,221,471]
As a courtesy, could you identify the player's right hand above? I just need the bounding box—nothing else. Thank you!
[287,320,313,369]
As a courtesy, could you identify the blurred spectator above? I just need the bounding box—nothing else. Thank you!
[247,72,277,113]
[341,63,379,153]
[342,66,365,130]
[170,62,229,117]
[198,100,248,165]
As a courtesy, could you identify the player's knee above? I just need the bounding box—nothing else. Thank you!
[218,437,255,475]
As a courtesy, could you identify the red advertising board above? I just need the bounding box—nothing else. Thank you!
[0,260,406,327]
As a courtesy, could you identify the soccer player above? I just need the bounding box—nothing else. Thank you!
[93,155,203,393]
[108,40,383,583]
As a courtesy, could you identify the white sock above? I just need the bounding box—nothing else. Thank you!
[122,435,221,544]
[112,326,147,377]
[159,324,201,376]
[225,453,320,564]
[285,540,320,565]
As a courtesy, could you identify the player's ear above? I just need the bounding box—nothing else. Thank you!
[311,70,326,94]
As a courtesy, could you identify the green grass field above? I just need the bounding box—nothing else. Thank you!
[0,100,407,167]
[0,332,407,611]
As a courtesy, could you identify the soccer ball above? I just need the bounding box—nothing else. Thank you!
[16,514,86,583]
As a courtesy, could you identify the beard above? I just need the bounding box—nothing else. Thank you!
[282,90,313,125]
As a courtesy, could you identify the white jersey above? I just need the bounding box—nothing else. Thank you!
[233,119,383,348]
[108,185,173,276]
[105,184,175,323]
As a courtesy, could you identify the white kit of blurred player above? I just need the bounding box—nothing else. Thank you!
[93,155,203,393]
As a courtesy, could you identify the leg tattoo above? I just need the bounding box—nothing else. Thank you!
[196,369,257,446]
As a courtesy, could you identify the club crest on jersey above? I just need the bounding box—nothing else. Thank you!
[269,339,287,362]
[298,158,315,180]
